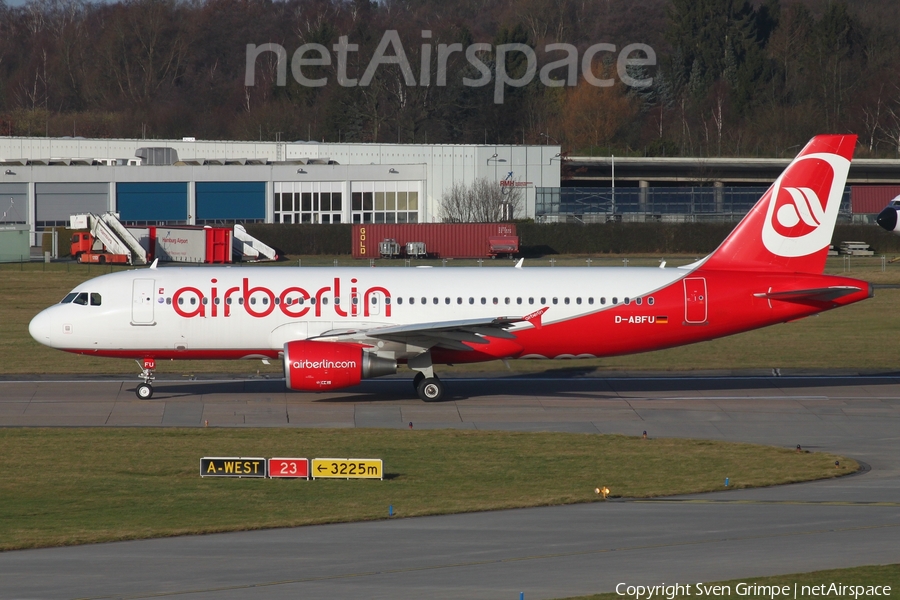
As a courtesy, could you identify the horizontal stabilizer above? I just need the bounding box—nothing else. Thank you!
[753,286,862,303]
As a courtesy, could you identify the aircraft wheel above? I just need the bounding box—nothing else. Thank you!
[412,372,425,391]
[136,383,153,400]
[417,377,443,402]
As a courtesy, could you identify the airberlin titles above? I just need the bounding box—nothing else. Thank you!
[168,276,392,319]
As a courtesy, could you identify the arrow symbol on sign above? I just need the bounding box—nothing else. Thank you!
[317,464,327,472]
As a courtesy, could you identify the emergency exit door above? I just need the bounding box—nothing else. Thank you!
[132,278,155,325]
[683,277,707,324]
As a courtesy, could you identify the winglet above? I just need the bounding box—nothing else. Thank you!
[523,306,549,329]
[514,258,524,269]
[149,259,158,270]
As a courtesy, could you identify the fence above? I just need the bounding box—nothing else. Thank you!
[536,186,853,221]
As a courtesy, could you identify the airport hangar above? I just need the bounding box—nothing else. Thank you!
[2,136,899,244]
[0,138,561,239]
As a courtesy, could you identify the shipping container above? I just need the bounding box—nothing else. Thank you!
[352,224,517,259]
[851,186,900,215]
[149,226,233,263]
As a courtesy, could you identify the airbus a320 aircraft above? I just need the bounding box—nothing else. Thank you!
[30,135,871,402]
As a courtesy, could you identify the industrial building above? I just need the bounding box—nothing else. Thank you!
[0,138,562,236]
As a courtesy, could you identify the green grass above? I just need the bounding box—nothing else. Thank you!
[0,428,855,551]
[2,256,899,375]
[561,564,900,599]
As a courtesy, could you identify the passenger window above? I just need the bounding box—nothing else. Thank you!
[73,292,89,305]
[214,298,220,305]
[433,297,438,304]
[239,298,245,305]
[322,297,329,305]
[469,298,474,304]
[636,297,642,305]
[201,297,208,305]
[529,297,534,304]
[61,293,77,304]
[90,293,101,306]
[421,297,426,304]
[492,297,498,304]
[505,298,510,304]
[564,298,570,305]
[588,298,594,305]
[601,297,606,305]
[226,297,232,305]
[517,298,522,305]
[481,298,486,304]
[445,298,450,304]
[648,297,655,305]
[576,298,582,305]
[625,297,631,305]
[333,297,339,305]
[612,297,618,304]
[409,297,415,304]
[541,297,546,304]
[166,297,171,305]
[385,297,391,305]
[397,297,403,305]
[552,298,558,305]
[371,297,377,305]
[457,298,462,304]
[177,297,184,305]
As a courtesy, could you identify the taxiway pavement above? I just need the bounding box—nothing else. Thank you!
[1,373,898,599]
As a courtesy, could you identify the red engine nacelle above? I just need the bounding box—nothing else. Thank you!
[283,341,397,391]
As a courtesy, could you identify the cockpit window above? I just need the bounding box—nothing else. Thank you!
[61,293,78,304]
[90,293,102,306]
[73,292,89,305]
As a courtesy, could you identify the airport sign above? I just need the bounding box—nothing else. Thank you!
[268,458,310,479]
[312,458,383,480]
[200,457,267,478]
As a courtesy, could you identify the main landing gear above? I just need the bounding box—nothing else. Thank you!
[410,350,443,402]
[135,358,156,399]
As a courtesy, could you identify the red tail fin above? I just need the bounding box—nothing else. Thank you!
[701,135,856,274]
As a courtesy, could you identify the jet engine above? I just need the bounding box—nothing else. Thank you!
[283,340,396,391]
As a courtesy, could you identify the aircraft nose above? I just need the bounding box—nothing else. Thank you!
[876,207,898,232]
[29,309,55,347]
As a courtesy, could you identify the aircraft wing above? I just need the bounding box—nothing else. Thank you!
[312,316,523,351]
[754,286,864,303]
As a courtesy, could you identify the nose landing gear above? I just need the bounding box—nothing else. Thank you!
[135,358,156,399]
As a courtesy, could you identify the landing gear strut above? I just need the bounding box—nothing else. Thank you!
[410,350,443,402]
[135,358,156,399]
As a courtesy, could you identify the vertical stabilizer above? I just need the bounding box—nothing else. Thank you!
[701,135,856,274]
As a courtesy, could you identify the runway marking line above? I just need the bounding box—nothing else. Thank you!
[74,520,900,599]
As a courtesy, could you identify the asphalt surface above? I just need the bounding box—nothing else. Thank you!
[1,372,899,599]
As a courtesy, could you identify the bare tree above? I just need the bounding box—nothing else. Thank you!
[440,177,523,223]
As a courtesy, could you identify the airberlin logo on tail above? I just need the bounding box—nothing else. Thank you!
[762,152,850,258]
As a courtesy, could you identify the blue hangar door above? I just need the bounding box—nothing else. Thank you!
[117,183,188,223]
[196,182,265,223]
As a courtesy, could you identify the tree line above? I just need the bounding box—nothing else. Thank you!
[1,0,898,158]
